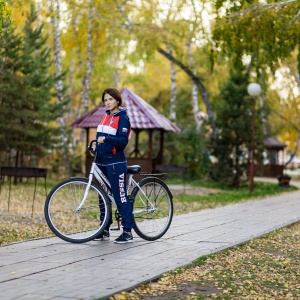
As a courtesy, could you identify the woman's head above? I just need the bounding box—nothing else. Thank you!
[102,88,122,106]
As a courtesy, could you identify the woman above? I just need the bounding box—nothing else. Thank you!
[95,87,134,244]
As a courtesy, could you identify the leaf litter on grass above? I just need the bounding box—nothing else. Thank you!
[110,221,300,299]
[0,212,53,245]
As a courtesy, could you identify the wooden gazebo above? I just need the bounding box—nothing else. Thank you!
[263,137,287,177]
[72,88,180,176]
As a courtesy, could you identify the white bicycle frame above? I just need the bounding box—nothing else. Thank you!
[76,161,157,214]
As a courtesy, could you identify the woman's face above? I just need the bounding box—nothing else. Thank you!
[103,93,119,114]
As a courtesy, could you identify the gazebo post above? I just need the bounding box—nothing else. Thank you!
[134,129,140,158]
[85,128,92,177]
[156,130,164,165]
[86,128,89,149]
[148,129,153,159]
[129,129,141,158]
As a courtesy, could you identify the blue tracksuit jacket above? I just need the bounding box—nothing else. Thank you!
[95,109,130,165]
[95,109,134,231]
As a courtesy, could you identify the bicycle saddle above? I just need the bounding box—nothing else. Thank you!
[127,165,141,174]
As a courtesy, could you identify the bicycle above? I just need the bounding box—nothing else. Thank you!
[44,140,174,243]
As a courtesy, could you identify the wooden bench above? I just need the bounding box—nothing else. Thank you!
[155,164,188,174]
[0,167,47,216]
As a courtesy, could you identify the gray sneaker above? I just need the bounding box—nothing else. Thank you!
[114,231,133,244]
[94,230,110,241]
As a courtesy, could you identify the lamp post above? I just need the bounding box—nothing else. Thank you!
[247,83,261,192]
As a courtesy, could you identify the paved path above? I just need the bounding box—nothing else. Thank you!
[1,179,300,300]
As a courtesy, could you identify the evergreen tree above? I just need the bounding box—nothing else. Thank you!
[0,5,63,167]
[0,18,23,161]
[210,69,264,187]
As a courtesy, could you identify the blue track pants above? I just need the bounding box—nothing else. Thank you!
[97,162,134,232]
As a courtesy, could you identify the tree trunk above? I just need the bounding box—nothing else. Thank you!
[79,3,94,142]
[187,41,202,131]
[50,0,71,174]
[67,50,75,103]
[113,51,119,89]
[234,144,240,188]
[167,44,177,121]
[13,149,19,184]
[81,4,94,116]
[157,47,215,133]
[110,2,215,131]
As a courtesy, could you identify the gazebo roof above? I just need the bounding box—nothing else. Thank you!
[72,87,180,133]
[263,137,287,150]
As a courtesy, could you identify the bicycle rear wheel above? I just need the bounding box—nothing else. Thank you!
[131,177,173,241]
[44,177,111,243]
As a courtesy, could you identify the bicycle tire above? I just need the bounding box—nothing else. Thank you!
[44,177,111,243]
[131,177,173,241]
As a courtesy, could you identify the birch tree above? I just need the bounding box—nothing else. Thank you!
[212,0,300,71]
[185,0,207,131]
[113,51,119,89]
[103,0,216,130]
[80,3,94,116]
[50,0,70,174]
[167,44,177,121]
[78,3,94,142]
[157,47,215,131]
[187,41,202,131]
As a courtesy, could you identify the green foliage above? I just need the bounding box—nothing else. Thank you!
[209,68,264,187]
[151,86,211,179]
[4,0,299,176]
[0,4,63,167]
[212,0,300,72]
[0,18,23,153]
[0,0,12,37]
[215,0,255,11]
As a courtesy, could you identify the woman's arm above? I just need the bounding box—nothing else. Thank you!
[104,116,130,149]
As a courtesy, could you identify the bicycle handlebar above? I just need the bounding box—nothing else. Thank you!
[88,140,97,156]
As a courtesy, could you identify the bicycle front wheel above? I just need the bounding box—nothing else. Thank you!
[44,177,111,243]
[131,177,173,241]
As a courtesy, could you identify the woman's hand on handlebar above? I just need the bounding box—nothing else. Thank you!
[97,136,105,144]
[88,140,97,156]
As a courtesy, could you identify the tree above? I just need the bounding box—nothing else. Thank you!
[49,0,71,174]
[167,44,177,121]
[210,0,300,163]
[0,18,23,162]
[0,0,11,37]
[210,68,264,187]
[212,0,300,72]
[0,5,63,168]
[91,0,217,131]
